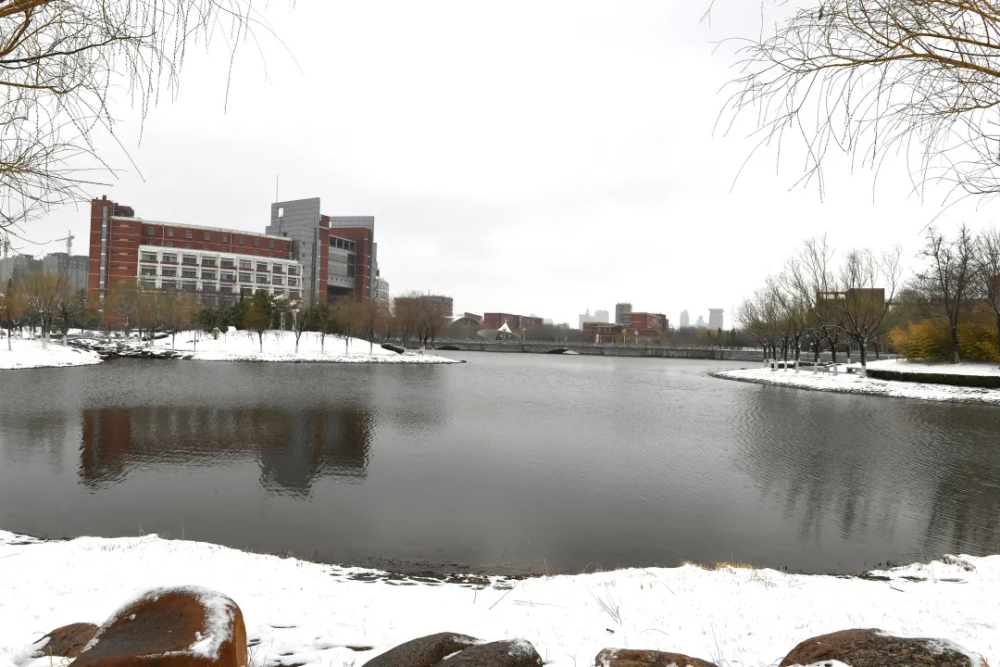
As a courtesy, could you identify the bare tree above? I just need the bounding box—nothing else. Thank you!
[1,278,26,350]
[19,271,64,344]
[360,301,387,354]
[918,225,975,363]
[838,246,903,368]
[55,286,88,345]
[332,297,360,354]
[243,290,273,353]
[0,1,279,235]
[975,227,1000,366]
[721,2,1000,203]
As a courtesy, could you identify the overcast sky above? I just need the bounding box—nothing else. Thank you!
[17,1,991,327]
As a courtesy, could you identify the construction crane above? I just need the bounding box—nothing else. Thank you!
[50,231,74,256]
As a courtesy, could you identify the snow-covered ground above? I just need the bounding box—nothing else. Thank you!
[715,365,1000,405]
[0,531,995,667]
[119,330,459,364]
[0,338,102,371]
[866,359,1000,377]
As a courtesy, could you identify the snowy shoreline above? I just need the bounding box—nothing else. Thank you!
[714,362,1000,405]
[0,339,102,371]
[1,529,997,667]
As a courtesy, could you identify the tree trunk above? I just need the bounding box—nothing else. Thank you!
[172,331,176,348]
[258,332,263,353]
[859,341,868,368]
[996,315,1000,369]
[321,333,325,353]
[369,339,373,354]
[951,324,960,364]
[295,334,300,354]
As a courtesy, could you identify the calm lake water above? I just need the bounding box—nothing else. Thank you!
[1,352,999,574]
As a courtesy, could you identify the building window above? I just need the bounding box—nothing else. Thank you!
[182,268,197,279]
[162,253,177,263]
[203,233,211,241]
[239,260,252,270]
[185,244,192,250]
[278,207,284,217]
[256,275,269,284]
[288,266,299,276]
[221,235,228,243]
[221,259,235,268]
[161,280,176,290]
[238,272,252,282]
[202,257,216,267]
[140,266,157,277]
[165,242,173,247]
[272,276,283,286]
[140,278,156,289]
[145,227,154,235]
[182,255,197,265]
[167,229,174,237]
[237,237,244,245]
[161,267,177,277]
[220,271,235,282]
[254,239,260,247]
[272,264,283,274]
[201,270,216,280]
[140,252,157,262]
[185,230,193,239]
[288,278,298,287]
[256,263,268,272]
[284,242,289,250]
[269,241,274,248]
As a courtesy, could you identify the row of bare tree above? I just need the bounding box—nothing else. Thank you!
[0,272,88,349]
[736,227,1000,367]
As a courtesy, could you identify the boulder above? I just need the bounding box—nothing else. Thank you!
[779,629,988,667]
[30,622,100,659]
[436,639,542,667]
[595,648,719,667]
[74,586,247,667]
[362,633,479,667]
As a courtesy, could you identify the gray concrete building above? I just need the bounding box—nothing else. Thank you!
[709,308,724,330]
[42,253,89,293]
[615,302,632,324]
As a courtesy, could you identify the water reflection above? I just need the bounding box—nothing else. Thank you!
[79,405,374,496]
[733,385,1000,562]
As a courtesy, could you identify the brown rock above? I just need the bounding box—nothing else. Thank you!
[779,629,988,667]
[362,633,479,667]
[435,640,542,667]
[74,586,247,667]
[594,648,719,667]
[31,623,100,659]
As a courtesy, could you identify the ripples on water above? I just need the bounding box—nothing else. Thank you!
[1,354,998,574]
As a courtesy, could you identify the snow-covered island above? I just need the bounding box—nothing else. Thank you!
[0,338,102,371]
[715,359,1000,405]
[102,329,459,364]
[0,530,996,667]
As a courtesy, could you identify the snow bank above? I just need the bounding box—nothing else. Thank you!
[120,330,459,364]
[0,339,102,370]
[865,359,1000,377]
[715,366,1000,405]
[0,530,997,667]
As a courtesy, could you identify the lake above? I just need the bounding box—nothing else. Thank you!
[1,352,998,575]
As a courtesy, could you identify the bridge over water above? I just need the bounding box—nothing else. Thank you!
[404,340,768,361]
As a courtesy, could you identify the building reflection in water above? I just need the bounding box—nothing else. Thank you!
[79,404,374,497]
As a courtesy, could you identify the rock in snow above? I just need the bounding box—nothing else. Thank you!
[27,623,99,660]
[361,633,480,667]
[594,648,719,667]
[779,629,988,667]
[435,639,542,667]
[73,587,247,667]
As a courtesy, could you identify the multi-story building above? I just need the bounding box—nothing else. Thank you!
[42,253,89,294]
[266,199,379,305]
[0,255,42,285]
[421,295,454,318]
[679,310,690,328]
[594,309,610,324]
[375,276,390,303]
[483,312,544,331]
[708,308,724,330]
[615,302,632,324]
[620,312,668,334]
[89,196,383,325]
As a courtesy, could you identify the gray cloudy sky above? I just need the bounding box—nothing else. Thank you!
[21,1,987,327]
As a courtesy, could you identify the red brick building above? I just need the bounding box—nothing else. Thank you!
[583,312,668,343]
[483,312,544,331]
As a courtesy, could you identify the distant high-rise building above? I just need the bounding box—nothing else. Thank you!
[594,309,610,323]
[695,315,706,329]
[708,308,724,330]
[615,302,632,324]
[578,308,592,330]
[680,310,690,328]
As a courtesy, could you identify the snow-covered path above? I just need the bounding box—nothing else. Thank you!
[1,531,996,667]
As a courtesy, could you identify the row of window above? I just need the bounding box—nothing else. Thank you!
[139,265,297,286]
[140,252,299,275]
[137,279,300,300]
[330,236,357,252]
[146,226,289,251]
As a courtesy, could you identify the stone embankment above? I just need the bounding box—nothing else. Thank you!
[24,587,989,667]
